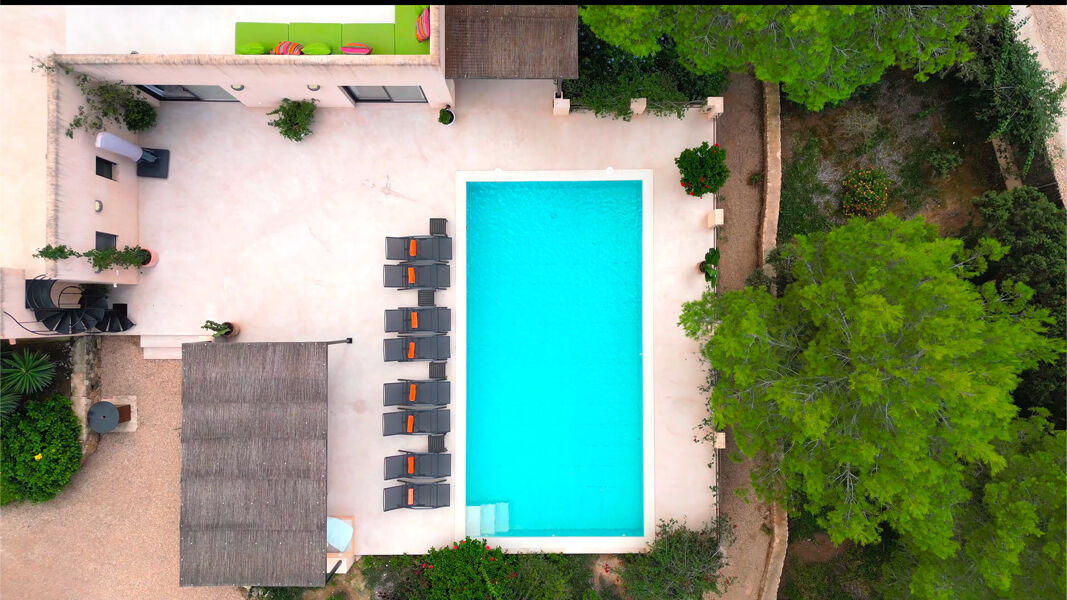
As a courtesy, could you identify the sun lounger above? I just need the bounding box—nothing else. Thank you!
[384,380,451,406]
[383,481,450,511]
[386,236,453,262]
[383,408,450,436]
[383,262,450,289]
[385,307,452,335]
[384,335,450,362]
[384,452,451,480]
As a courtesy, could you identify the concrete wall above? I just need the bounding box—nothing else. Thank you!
[48,68,141,285]
[52,7,450,109]
[758,82,781,266]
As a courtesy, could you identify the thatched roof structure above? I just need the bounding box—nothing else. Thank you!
[445,5,579,79]
[179,342,329,587]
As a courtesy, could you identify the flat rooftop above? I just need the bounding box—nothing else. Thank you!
[106,79,719,555]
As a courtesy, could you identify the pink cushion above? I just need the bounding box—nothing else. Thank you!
[340,42,372,55]
[416,8,430,42]
[271,41,303,55]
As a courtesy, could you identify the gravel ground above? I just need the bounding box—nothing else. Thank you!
[716,72,765,291]
[708,72,776,600]
[0,336,240,600]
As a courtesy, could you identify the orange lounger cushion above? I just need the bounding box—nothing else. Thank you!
[407,267,415,284]
[411,311,419,329]
[407,341,416,359]
[407,455,415,474]
[408,383,417,402]
[407,487,415,505]
[409,239,418,256]
[406,414,415,433]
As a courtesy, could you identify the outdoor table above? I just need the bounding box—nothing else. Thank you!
[87,401,131,433]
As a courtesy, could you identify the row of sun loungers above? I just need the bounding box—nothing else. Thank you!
[382,219,453,512]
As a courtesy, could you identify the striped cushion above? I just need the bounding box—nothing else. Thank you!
[415,8,430,42]
[340,42,372,55]
[270,41,303,55]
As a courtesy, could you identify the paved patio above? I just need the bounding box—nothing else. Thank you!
[110,78,721,555]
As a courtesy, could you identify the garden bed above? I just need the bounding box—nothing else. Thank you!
[779,69,1003,240]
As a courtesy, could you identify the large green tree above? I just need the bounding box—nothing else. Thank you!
[964,186,1066,428]
[882,411,1066,600]
[679,215,1061,557]
[580,5,1007,110]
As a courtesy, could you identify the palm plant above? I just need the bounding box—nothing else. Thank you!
[1,350,56,395]
[0,389,20,419]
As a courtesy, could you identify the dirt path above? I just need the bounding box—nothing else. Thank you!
[706,72,776,600]
[716,72,765,291]
[0,336,240,600]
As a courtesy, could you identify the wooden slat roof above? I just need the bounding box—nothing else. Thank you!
[445,5,579,79]
[179,342,328,587]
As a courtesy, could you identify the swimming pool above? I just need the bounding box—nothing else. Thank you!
[455,170,654,550]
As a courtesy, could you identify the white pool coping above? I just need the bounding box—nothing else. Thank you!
[453,169,655,553]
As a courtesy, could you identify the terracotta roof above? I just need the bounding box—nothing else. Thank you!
[445,5,579,79]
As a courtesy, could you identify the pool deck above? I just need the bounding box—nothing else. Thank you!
[108,79,719,555]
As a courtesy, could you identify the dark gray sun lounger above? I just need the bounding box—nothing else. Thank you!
[383,408,450,436]
[384,380,451,406]
[386,236,453,262]
[384,452,452,480]
[384,335,450,362]
[383,262,450,289]
[385,307,452,335]
[383,481,450,511]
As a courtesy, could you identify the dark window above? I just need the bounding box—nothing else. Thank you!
[96,157,116,180]
[137,84,238,102]
[341,85,427,104]
[95,232,117,251]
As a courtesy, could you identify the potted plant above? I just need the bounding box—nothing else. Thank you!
[267,98,318,142]
[438,105,455,126]
[698,248,720,287]
[202,320,240,341]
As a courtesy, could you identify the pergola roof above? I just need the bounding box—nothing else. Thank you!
[445,5,579,79]
[179,342,329,587]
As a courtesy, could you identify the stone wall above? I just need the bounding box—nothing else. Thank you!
[759,82,782,267]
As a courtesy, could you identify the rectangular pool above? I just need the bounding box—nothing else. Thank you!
[455,171,654,549]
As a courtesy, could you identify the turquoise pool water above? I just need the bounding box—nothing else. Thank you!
[465,180,644,537]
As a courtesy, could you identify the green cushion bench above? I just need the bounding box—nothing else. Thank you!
[342,23,395,55]
[235,22,289,53]
[290,22,343,54]
[394,5,430,55]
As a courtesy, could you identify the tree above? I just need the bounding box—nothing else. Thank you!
[964,186,1066,427]
[679,215,1061,557]
[580,5,1008,111]
[882,410,1066,599]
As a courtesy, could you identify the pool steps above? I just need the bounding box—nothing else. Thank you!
[465,502,509,536]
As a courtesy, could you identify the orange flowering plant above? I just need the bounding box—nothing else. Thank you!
[676,142,730,197]
[840,168,891,217]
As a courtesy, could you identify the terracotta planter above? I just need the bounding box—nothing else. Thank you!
[211,322,240,342]
[697,261,707,275]
[141,248,159,267]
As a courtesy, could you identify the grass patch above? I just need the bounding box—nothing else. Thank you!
[778,137,831,242]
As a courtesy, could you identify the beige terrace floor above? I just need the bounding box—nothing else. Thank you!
[106,79,720,555]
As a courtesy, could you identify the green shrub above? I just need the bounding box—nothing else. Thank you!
[839,168,890,217]
[123,98,157,132]
[360,554,423,600]
[562,22,728,121]
[783,561,850,600]
[1,350,56,396]
[927,147,963,177]
[954,16,1067,175]
[32,244,79,261]
[0,390,20,419]
[268,98,318,142]
[438,107,454,125]
[0,394,82,503]
[702,248,720,286]
[747,171,764,186]
[620,519,733,600]
[778,138,830,242]
[676,142,729,197]
[246,586,311,600]
[81,245,150,271]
